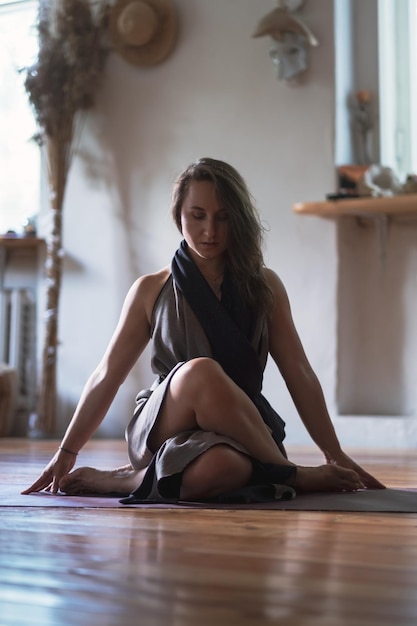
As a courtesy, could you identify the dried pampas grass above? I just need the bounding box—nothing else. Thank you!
[23,0,109,434]
[25,0,109,147]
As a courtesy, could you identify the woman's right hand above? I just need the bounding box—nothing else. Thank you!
[21,448,78,495]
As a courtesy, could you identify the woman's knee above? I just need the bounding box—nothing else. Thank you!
[180,445,252,501]
[177,357,224,390]
[173,357,237,407]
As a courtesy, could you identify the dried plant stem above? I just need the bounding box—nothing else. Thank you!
[35,139,69,434]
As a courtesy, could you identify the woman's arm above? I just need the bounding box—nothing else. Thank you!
[265,268,385,488]
[22,269,169,494]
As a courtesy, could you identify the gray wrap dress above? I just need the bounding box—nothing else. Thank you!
[124,273,273,501]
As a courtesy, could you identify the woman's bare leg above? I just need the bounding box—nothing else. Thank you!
[180,445,253,501]
[150,358,364,493]
[60,357,364,495]
[149,358,292,464]
[179,445,363,500]
[58,465,146,495]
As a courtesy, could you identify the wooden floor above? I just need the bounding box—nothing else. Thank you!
[1,439,416,626]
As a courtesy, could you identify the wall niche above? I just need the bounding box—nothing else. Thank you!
[336,216,417,417]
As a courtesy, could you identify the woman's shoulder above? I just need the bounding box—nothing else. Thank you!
[126,267,171,321]
[261,267,290,307]
[137,266,171,289]
[262,266,285,290]
[129,266,170,290]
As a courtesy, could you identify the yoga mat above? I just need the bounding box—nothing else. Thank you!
[2,485,417,512]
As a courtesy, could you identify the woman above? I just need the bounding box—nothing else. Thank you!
[23,158,384,502]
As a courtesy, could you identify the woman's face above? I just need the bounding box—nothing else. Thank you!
[180,180,228,263]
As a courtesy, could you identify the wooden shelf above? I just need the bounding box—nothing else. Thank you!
[0,236,45,249]
[293,193,417,217]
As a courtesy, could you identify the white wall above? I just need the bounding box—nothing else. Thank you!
[38,0,416,450]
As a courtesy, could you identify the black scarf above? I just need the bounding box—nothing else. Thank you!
[171,240,262,396]
[171,240,286,448]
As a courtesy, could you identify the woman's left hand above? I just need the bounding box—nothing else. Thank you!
[325,449,386,489]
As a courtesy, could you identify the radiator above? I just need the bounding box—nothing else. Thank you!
[0,288,36,410]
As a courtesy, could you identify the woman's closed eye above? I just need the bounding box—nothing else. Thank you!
[191,213,228,222]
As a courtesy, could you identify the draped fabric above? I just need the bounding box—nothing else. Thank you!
[121,241,295,505]
[171,240,261,394]
[171,240,286,450]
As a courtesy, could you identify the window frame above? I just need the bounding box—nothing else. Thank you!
[378,0,417,176]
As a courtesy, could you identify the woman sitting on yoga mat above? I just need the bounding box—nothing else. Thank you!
[23,158,384,502]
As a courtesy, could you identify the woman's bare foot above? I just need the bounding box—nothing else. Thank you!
[295,464,365,493]
[58,465,146,496]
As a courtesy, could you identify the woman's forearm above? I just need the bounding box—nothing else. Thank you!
[59,367,122,454]
[287,367,342,458]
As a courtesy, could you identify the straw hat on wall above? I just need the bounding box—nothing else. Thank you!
[109,0,177,67]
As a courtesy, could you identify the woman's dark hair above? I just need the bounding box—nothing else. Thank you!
[171,157,273,313]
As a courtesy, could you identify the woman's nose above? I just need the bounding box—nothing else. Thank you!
[204,219,216,236]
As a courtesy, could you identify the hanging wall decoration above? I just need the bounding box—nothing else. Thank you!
[253,0,318,86]
[108,0,178,67]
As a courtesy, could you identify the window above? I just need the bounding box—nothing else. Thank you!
[378,0,417,176]
[335,0,416,177]
[0,0,39,235]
